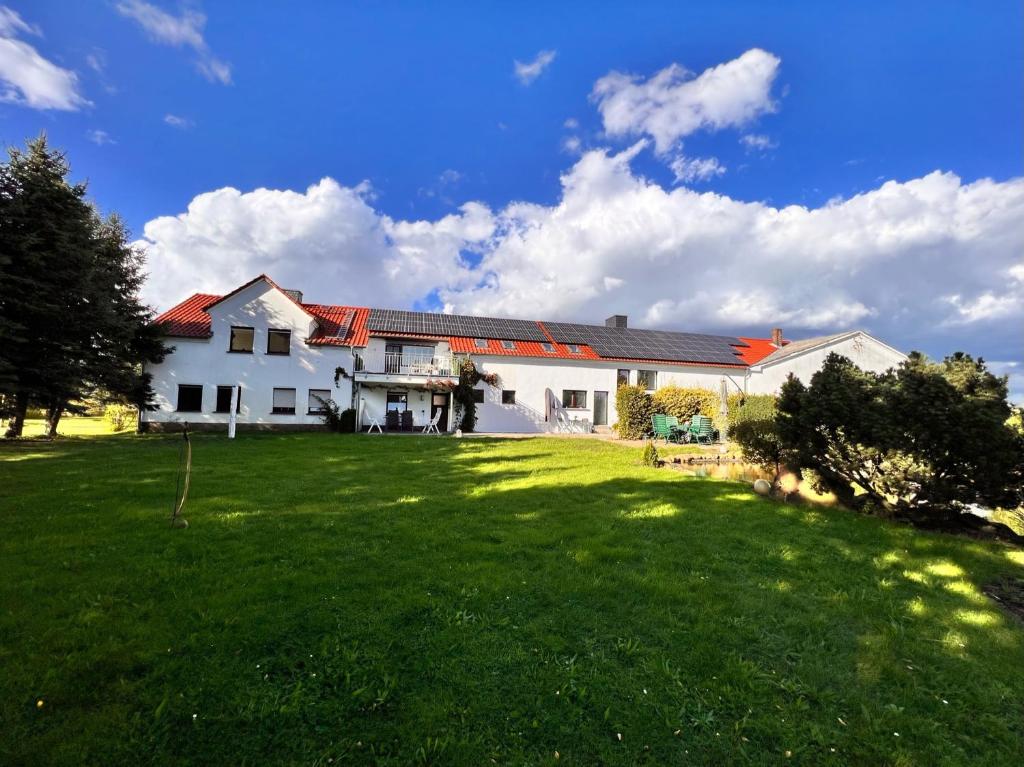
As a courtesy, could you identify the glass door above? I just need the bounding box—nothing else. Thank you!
[593,390,608,426]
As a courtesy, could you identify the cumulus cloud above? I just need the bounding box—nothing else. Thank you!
[138,178,494,310]
[116,0,231,84]
[592,48,780,154]
[514,50,556,85]
[740,133,777,152]
[164,113,194,128]
[0,5,90,110]
[669,154,726,184]
[139,148,1024,376]
[87,129,115,145]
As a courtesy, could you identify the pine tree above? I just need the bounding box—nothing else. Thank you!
[0,135,167,438]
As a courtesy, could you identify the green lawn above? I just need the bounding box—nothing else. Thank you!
[1,434,1022,765]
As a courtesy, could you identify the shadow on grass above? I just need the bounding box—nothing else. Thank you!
[2,433,1023,765]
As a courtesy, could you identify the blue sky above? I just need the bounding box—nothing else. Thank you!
[1,1,1022,399]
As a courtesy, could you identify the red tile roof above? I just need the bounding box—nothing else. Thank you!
[153,277,781,368]
[734,336,786,365]
[153,293,220,338]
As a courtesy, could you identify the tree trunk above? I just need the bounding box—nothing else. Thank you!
[45,403,65,438]
[3,393,28,438]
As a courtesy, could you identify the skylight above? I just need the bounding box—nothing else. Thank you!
[501,340,515,350]
[541,342,555,353]
[474,338,488,348]
[567,344,581,354]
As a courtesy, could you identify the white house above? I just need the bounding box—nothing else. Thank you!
[142,275,907,433]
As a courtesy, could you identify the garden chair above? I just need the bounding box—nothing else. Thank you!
[422,410,442,435]
[688,415,717,444]
[650,414,680,443]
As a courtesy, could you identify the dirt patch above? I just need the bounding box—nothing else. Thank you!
[983,578,1024,624]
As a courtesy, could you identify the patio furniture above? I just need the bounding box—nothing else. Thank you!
[650,414,681,443]
[385,410,400,431]
[687,415,717,444]
[422,410,442,434]
[367,417,383,434]
[400,410,414,431]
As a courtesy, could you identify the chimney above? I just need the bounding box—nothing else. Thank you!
[771,327,783,347]
[605,314,628,329]
[283,289,304,304]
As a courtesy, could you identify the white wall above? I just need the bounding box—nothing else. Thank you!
[746,333,906,394]
[143,281,355,426]
[359,386,438,429]
[470,356,741,433]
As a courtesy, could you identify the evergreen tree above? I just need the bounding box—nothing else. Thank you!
[0,135,167,438]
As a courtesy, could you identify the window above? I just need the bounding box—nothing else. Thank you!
[308,389,331,414]
[540,342,555,353]
[567,344,581,354]
[637,370,657,391]
[267,329,291,355]
[474,338,489,349]
[272,388,296,414]
[386,391,408,412]
[501,340,516,350]
[617,369,630,387]
[215,385,241,413]
[502,390,516,404]
[229,326,254,353]
[562,389,587,409]
[177,384,203,412]
[471,389,485,404]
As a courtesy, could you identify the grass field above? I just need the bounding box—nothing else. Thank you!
[14,416,117,438]
[2,433,1023,765]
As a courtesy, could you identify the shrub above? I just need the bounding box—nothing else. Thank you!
[731,417,789,480]
[317,397,356,432]
[651,386,718,423]
[103,403,137,432]
[614,385,653,439]
[641,440,660,467]
[727,393,777,427]
[776,352,1024,520]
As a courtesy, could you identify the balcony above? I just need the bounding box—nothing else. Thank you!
[354,351,457,384]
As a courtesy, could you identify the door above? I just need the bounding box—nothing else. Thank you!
[431,393,449,431]
[385,343,401,373]
[593,390,608,426]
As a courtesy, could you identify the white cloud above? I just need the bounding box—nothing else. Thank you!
[669,154,726,184]
[164,113,194,128]
[138,178,495,310]
[0,6,90,110]
[140,150,1024,375]
[514,50,556,85]
[740,133,777,152]
[116,0,231,84]
[592,48,780,154]
[87,129,115,145]
[0,6,40,37]
[563,117,579,130]
[561,135,582,155]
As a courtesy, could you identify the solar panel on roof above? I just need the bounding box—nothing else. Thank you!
[367,308,548,342]
[544,321,744,365]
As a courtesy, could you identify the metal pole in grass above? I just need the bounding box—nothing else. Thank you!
[228,384,238,439]
[170,423,192,529]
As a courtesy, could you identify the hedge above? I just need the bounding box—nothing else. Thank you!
[614,385,653,440]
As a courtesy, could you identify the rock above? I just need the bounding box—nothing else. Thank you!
[753,479,772,496]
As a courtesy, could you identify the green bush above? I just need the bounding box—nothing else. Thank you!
[777,352,1024,519]
[727,393,777,426]
[731,417,788,479]
[614,385,653,439]
[317,397,356,432]
[103,403,137,432]
[651,386,718,423]
[641,440,660,467]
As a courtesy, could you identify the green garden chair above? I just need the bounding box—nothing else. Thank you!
[688,415,717,444]
[650,414,680,443]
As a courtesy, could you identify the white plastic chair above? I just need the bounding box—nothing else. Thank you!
[422,410,442,434]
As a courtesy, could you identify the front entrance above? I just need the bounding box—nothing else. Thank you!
[431,393,449,432]
[593,390,608,426]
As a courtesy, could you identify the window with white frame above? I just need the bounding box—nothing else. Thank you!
[637,370,657,391]
[616,369,630,387]
[272,387,296,414]
[562,389,587,409]
[308,389,331,414]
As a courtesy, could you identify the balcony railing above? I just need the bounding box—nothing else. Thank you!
[355,351,455,377]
